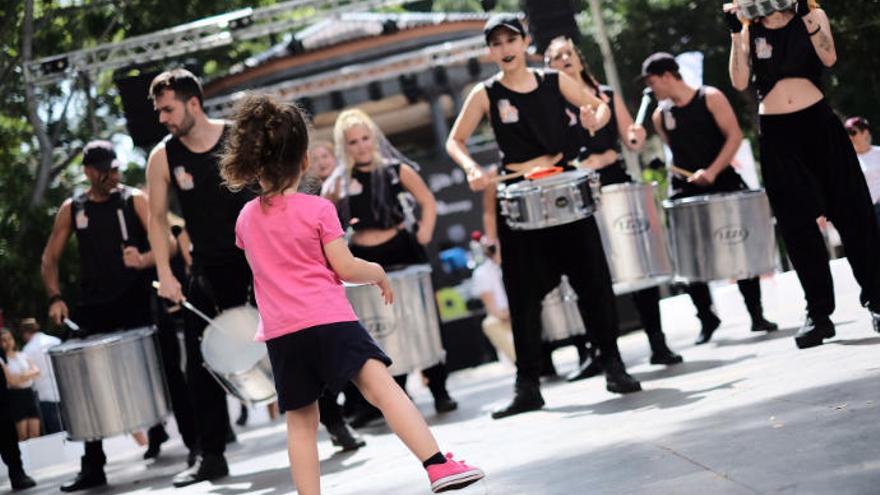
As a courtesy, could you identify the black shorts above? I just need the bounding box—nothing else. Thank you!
[7,388,39,422]
[266,321,392,412]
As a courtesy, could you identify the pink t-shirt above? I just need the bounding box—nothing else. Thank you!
[235,193,358,342]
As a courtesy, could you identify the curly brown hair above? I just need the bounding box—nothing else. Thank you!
[220,94,310,204]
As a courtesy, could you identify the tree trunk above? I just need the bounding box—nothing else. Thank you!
[23,0,56,209]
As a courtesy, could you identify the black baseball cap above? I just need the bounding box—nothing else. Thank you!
[483,14,526,43]
[639,52,679,80]
[82,140,120,172]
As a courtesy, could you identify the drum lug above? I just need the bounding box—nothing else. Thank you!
[589,172,601,206]
[570,183,585,211]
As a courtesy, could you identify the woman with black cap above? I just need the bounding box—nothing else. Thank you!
[447,13,641,420]
[727,0,880,347]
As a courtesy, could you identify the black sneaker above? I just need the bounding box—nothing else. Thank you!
[750,315,779,333]
[10,471,36,491]
[491,381,544,420]
[172,453,228,488]
[433,396,459,414]
[60,471,106,492]
[695,313,722,345]
[649,348,684,365]
[565,353,604,382]
[794,316,835,349]
[604,358,642,394]
[327,423,366,452]
[870,308,880,335]
[144,426,170,459]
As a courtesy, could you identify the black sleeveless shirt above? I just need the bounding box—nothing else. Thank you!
[70,185,148,305]
[348,162,406,231]
[484,69,573,183]
[565,85,631,186]
[164,126,255,266]
[749,16,824,101]
[660,87,746,197]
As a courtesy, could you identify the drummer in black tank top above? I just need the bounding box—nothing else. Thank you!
[146,69,255,488]
[642,52,778,345]
[41,140,194,492]
[447,14,641,421]
[543,37,683,377]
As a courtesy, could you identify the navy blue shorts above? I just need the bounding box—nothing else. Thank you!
[266,321,392,412]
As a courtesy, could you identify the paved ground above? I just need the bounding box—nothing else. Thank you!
[7,259,879,494]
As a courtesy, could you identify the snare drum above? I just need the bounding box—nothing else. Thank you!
[595,182,673,294]
[541,276,587,342]
[498,170,598,230]
[49,327,170,441]
[200,305,276,405]
[663,190,776,282]
[345,264,445,375]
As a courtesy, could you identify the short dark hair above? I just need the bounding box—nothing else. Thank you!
[149,68,204,107]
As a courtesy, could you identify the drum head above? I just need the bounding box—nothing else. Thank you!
[200,306,266,374]
[48,327,154,355]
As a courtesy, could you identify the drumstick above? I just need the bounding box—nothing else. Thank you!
[151,280,216,328]
[63,318,81,332]
[669,164,694,178]
[117,209,129,242]
[631,88,653,144]
[490,169,528,184]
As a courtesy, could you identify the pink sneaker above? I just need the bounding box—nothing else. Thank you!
[426,452,485,493]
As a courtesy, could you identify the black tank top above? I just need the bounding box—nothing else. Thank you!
[660,87,746,197]
[564,85,631,186]
[348,162,406,231]
[485,69,573,183]
[70,186,148,305]
[749,17,824,101]
[164,126,255,266]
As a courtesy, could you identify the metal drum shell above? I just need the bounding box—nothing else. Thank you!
[498,170,598,230]
[595,182,673,294]
[200,305,276,406]
[48,327,170,442]
[663,190,776,282]
[541,276,586,342]
[345,264,445,375]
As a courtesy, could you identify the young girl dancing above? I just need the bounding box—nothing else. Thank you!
[220,94,484,494]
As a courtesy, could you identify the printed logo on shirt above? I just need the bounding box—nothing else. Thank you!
[565,107,578,127]
[663,109,677,131]
[498,99,520,124]
[75,210,89,230]
[755,38,773,60]
[173,166,195,191]
[348,178,364,196]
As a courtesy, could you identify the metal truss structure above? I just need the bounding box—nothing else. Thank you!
[24,0,418,86]
[203,35,488,117]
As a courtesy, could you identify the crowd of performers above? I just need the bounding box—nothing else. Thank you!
[3,1,880,493]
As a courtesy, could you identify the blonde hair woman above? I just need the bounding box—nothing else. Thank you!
[331,108,459,423]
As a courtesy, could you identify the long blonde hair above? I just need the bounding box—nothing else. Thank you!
[332,108,384,174]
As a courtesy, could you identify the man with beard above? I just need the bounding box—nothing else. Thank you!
[146,68,255,487]
[41,140,194,491]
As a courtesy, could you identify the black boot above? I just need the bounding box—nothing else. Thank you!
[750,314,779,333]
[326,422,366,452]
[348,404,383,429]
[794,316,835,349]
[60,458,106,492]
[144,424,170,459]
[433,395,459,414]
[694,312,721,345]
[172,453,228,488]
[9,468,36,491]
[603,356,641,394]
[647,332,683,365]
[491,379,544,419]
[235,404,248,426]
[539,344,559,379]
[566,347,603,382]
[869,307,880,334]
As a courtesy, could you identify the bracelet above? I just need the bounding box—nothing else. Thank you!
[809,26,821,36]
[48,294,63,305]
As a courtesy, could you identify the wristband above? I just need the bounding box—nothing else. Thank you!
[48,294,63,305]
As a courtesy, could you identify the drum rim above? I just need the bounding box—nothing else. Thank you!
[662,188,766,208]
[344,263,432,288]
[501,169,592,195]
[48,326,156,354]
